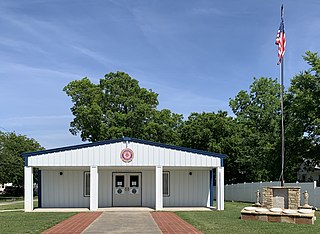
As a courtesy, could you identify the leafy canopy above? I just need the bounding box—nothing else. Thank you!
[229,77,282,182]
[0,131,43,188]
[62,51,319,183]
[286,51,320,170]
[64,71,182,144]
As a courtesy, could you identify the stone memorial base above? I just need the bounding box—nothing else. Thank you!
[241,186,316,224]
[241,208,316,225]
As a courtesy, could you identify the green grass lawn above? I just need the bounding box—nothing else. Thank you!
[0,200,38,210]
[0,198,75,233]
[0,196,24,203]
[0,212,76,234]
[1,201,319,233]
[176,202,320,234]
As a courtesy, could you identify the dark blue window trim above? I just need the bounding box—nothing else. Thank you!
[22,137,227,159]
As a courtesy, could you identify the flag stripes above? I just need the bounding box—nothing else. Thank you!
[275,5,286,65]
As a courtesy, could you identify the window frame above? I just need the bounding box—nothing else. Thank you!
[163,171,170,197]
[84,171,90,197]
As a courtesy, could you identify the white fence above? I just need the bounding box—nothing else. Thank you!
[225,181,320,207]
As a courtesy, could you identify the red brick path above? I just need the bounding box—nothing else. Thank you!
[152,212,203,234]
[42,212,102,234]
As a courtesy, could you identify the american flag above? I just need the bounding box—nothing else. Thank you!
[275,5,286,65]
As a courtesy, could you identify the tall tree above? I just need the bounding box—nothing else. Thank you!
[178,111,242,183]
[142,109,183,145]
[179,111,233,152]
[0,131,43,189]
[229,77,282,181]
[64,71,182,144]
[286,51,320,172]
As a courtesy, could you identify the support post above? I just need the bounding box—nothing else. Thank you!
[90,166,98,211]
[216,167,224,210]
[155,166,163,210]
[24,166,33,212]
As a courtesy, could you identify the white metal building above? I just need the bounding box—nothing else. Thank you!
[23,137,225,212]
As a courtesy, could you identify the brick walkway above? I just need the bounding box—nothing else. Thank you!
[42,211,201,234]
[42,212,102,234]
[151,212,203,234]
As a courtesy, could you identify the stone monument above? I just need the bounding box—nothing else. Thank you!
[254,190,261,206]
[262,186,300,209]
[303,190,311,208]
[241,186,316,225]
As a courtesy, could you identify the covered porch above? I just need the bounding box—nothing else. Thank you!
[23,138,225,212]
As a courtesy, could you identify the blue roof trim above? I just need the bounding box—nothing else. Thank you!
[24,156,28,166]
[22,137,227,159]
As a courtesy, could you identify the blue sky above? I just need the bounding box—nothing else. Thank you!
[0,0,319,149]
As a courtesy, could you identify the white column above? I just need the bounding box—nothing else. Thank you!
[216,167,224,210]
[90,166,98,211]
[24,166,33,212]
[155,166,163,210]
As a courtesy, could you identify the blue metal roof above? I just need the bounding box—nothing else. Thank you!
[22,137,227,159]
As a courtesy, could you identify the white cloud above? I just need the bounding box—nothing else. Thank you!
[0,114,81,148]
[71,45,119,67]
[0,62,81,80]
[0,115,73,128]
[190,7,229,17]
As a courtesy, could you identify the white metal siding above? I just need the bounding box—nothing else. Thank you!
[163,170,210,207]
[41,170,89,208]
[98,171,112,207]
[142,170,155,207]
[41,168,209,208]
[28,142,221,168]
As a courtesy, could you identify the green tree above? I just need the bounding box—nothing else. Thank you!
[142,109,183,145]
[178,111,242,183]
[179,111,232,152]
[229,77,282,182]
[0,131,43,189]
[286,51,320,172]
[64,71,182,144]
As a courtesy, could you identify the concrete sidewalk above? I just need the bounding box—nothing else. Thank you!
[83,212,161,234]
[41,210,204,233]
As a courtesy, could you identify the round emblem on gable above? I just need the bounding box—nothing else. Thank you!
[120,148,134,163]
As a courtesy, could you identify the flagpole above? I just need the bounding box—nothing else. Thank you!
[280,57,285,187]
[276,4,285,187]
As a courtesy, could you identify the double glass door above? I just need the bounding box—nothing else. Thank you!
[112,173,141,206]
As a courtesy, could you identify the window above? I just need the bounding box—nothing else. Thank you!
[84,172,90,197]
[115,175,125,187]
[130,175,139,187]
[163,172,170,196]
